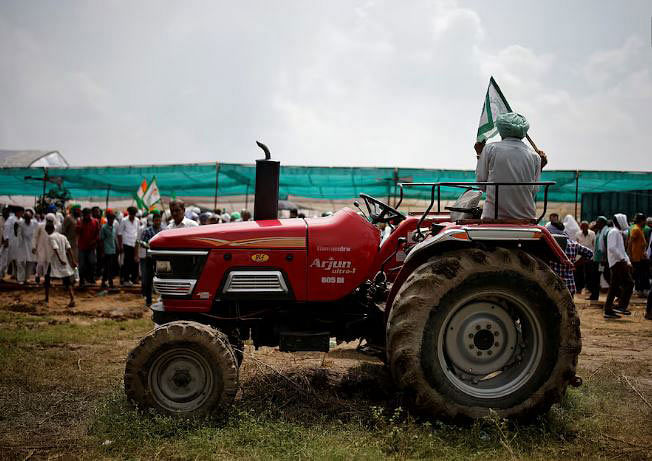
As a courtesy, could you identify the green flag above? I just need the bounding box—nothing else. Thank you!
[142,176,161,210]
[134,178,148,209]
[477,76,512,142]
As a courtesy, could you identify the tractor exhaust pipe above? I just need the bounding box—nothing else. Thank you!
[253,141,280,221]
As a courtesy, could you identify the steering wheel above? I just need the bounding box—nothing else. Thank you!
[359,193,406,225]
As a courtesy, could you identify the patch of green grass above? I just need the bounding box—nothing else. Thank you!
[2,311,650,460]
[0,311,151,346]
[88,375,648,461]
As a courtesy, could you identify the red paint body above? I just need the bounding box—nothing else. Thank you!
[150,209,569,313]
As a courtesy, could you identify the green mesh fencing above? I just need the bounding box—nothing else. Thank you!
[0,163,651,203]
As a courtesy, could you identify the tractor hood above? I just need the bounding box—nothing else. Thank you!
[150,218,307,250]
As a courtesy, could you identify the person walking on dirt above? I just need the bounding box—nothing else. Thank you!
[575,220,596,295]
[589,216,609,301]
[548,222,594,296]
[138,210,163,307]
[62,205,81,267]
[16,209,37,284]
[0,207,9,278]
[44,221,76,308]
[33,213,56,284]
[474,112,548,220]
[646,235,652,320]
[603,214,634,319]
[627,213,649,297]
[4,206,23,279]
[77,208,100,288]
[100,211,118,289]
[118,206,140,286]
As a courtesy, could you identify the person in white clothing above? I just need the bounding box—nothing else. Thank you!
[603,213,634,318]
[33,213,56,284]
[167,200,199,229]
[44,221,76,307]
[0,207,9,278]
[4,207,23,278]
[574,221,596,295]
[16,210,38,284]
[118,207,140,286]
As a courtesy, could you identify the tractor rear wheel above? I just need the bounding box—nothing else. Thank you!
[387,247,580,421]
[124,321,239,417]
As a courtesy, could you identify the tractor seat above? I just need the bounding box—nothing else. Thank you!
[447,190,483,221]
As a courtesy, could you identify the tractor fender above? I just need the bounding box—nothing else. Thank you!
[384,225,571,324]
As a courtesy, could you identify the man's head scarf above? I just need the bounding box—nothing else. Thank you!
[496,112,530,139]
[613,213,628,231]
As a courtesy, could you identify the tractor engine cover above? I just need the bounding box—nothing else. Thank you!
[304,209,380,301]
[149,208,380,306]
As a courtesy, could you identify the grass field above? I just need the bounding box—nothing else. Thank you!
[1,288,651,460]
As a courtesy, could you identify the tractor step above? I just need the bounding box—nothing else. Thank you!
[279,331,330,352]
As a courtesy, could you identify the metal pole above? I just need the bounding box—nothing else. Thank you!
[245,182,249,210]
[393,168,398,207]
[574,170,580,220]
[105,186,110,210]
[494,185,499,219]
[213,162,220,211]
[42,167,47,210]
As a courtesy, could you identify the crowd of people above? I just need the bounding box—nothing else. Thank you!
[0,200,253,308]
[545,212,652,321]
[2,192,650,321]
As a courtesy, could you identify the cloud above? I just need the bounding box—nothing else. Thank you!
[0,0,649,173]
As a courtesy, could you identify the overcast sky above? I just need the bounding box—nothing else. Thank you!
[1,1,650,171]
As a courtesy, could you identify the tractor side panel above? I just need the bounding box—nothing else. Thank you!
[305,209,381,301]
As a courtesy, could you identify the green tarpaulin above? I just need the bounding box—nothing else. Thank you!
[1,163,651,203]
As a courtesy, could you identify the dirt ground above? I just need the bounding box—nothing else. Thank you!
[1,284,651,459]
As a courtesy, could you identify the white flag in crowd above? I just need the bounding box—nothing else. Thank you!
[135,179,148,209]
[476,76,512,142]
[142,177,161,209]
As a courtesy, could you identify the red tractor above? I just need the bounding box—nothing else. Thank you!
[125,146,581,421]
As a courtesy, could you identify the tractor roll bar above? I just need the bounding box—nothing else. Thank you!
[396,181,556,238]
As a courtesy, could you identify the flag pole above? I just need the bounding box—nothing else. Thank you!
[525,133,538,151]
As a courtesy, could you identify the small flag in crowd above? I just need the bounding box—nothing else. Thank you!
[142,177,161,210]
[135,179,148,209]
[476,76,513,142]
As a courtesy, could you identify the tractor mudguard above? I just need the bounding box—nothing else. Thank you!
[384,224,571,322]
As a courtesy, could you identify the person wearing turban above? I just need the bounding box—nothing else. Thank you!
[474,112,548,220]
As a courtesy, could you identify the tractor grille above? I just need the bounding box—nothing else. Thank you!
[223,271,288,293]
[153,277,197,296]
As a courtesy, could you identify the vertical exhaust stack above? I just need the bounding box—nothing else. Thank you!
[253,141,280,221]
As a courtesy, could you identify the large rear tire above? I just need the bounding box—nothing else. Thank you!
[387,247,580,421]
[124,321,239,417]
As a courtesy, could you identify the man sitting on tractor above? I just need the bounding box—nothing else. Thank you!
[474,112,548,221]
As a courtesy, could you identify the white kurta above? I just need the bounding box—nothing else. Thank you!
[17,220,38,263]
[0,216,6,275]
[606,227,630,268]
[4,215,19,263]
[33,222,52,274]
[48,232,74,278]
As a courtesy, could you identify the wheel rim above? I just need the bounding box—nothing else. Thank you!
[436,290,543,400]
[149,347,216,412]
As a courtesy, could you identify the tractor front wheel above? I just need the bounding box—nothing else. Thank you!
[387,247,580,421]
[124,321,239,417]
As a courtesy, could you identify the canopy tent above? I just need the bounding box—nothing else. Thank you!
[0,162,650,204]
[0,150,68,168]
